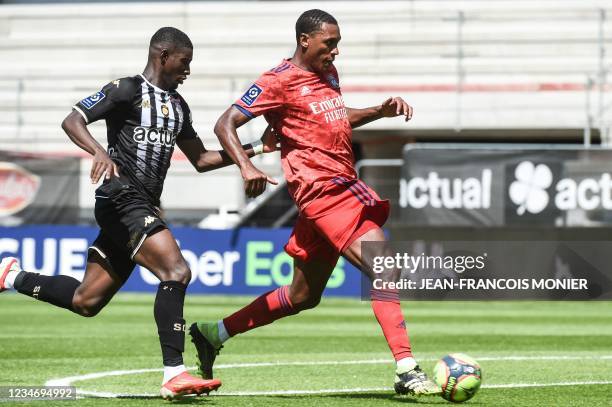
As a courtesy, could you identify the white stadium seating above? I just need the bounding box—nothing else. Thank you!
[1,0,611,212]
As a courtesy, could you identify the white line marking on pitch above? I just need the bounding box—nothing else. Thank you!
[44,355,612,398]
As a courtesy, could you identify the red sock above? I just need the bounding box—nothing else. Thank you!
[223,286,296,337]
[370,289,412,361]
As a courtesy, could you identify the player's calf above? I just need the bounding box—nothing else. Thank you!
[190,286,300,379]
[1,257,81,313]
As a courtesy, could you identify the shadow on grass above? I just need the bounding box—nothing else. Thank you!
[259,393,486,405]
[102,392,486,405]
[109,394,214,404]
[218,393,452,404]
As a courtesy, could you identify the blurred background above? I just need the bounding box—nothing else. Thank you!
[1,0,611,297]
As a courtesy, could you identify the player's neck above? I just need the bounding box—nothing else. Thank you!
[141,66,172,91]
[290,52,315,73]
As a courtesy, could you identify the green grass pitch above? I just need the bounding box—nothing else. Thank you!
[1,293,611,406]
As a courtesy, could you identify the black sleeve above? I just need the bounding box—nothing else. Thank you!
[73,78,135,123]
[177,96,198,141]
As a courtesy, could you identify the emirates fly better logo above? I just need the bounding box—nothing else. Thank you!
[509,161,553,215]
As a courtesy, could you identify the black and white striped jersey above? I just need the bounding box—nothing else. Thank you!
[73,74,198,206]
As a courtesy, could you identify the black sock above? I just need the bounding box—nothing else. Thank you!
[14,271,80,312]
[154,281,187,367]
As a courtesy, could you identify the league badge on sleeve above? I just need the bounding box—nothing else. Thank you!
[240,84,263,106]
[80,91,106,109]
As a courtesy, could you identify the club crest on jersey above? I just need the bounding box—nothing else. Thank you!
[326,74,339,89]
[241,84,263,106]
[161,104,170,117]
[80,91,106,109]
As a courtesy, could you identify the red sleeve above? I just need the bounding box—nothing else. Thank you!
[232,71,284,119]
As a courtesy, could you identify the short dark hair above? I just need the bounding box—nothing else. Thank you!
[150,27,193,50]
[295,9,338,40]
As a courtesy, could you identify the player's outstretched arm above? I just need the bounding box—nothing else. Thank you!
[177,125,279,173]
[61,110,119,184]
[346,96,413,129]
[214,106,277,198]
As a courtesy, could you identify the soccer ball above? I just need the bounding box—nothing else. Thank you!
[433,353,482,403]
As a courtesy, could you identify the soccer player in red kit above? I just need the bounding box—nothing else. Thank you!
[190,9,440,396]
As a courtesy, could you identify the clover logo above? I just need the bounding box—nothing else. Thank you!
[509,161,553,215]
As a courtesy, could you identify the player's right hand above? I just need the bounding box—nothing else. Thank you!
[91,150,119,184]
[241,165,277,198]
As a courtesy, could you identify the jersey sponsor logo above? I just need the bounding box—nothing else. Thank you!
[144,216,156,226]
[0,163,41,216]
[80,91,106,109]
[140,99,151,109]
[301,86,312,96]
[133,126,176,147]
[112,79,120,88]
[309,95,346,114]
[240,84,263,106]
[308,95,348,123]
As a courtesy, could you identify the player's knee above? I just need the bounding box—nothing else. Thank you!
[290,291,322,311]
[299,297,321,311]
[160,262,191,285]
[72,294,103,317]
[177,267,191,285]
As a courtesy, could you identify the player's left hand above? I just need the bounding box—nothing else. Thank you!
[261,125,280,153]
[380,97,413,121]
[241,164,278,198]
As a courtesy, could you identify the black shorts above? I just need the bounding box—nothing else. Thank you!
[88,177,167,282]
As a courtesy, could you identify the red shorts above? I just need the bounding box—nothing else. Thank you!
[285,177,390,264]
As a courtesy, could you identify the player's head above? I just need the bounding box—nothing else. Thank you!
[295,9,340,73]
[148,27,193,90]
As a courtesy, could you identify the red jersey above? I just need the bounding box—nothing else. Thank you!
[233,59,356,210]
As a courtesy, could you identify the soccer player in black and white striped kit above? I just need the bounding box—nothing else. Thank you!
[0,27,277,399]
